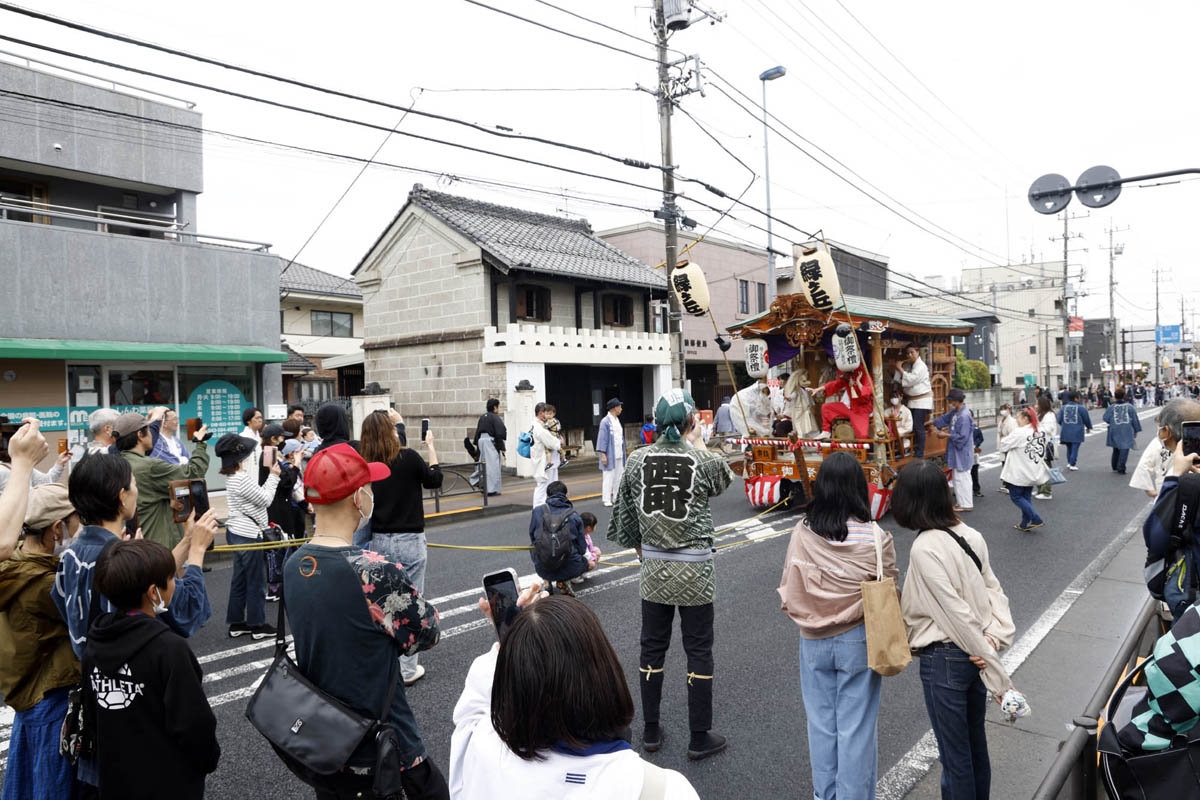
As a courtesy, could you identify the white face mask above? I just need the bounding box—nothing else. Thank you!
[890,398,901,406]
[1000,409,1010,418]
[151,586,168,615]
[356,487,374,521]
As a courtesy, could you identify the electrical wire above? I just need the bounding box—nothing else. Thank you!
[281,88,424,278]
[705,74,1009,267]
[417,86,639,93]
[454,0,658,63]
[672,100,756,178]
[0,3,662,173]
[828,0,1026,176]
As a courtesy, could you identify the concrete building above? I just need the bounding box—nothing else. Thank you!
[0,60,285,487]
[955,312,1001,380]
[896,261,1067,391]
[1079,317,1116,384]
[598,223,889,409]
[353,186,669,467]
[278,262,365,406]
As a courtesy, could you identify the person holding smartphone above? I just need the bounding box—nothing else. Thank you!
[1143,436,1200,621]
[281,444,447,799]
[450,587,699,798]
[216,434,279,640]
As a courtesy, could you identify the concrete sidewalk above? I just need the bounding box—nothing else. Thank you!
[902,508,1155,798]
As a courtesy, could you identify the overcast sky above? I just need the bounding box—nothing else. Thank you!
[5,0,1196,330]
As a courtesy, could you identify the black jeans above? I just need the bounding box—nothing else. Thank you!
[640,599,715,732]
[911,408,930,457]
[313,759,449,800]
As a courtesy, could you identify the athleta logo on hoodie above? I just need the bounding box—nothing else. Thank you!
[90,663,145,710]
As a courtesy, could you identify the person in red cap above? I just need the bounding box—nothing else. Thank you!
[279,444,448,800]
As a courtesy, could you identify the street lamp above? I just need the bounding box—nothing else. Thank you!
[759,65,786,306]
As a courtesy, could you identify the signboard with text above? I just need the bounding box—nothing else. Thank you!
[1157,325,1182,345]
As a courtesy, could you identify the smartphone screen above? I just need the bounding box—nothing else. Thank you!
[421,418,429,442]
[172,486,192,523]
[1182,421,1200,458]
[262,446,276,468]
[190,480,210,518]
[482,568,521,638]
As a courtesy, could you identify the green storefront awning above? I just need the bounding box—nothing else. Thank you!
[0,338,289,363]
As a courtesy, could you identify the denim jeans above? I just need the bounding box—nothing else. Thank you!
[226,532,266,626]
[1005,483,1042,528]
[369,532,427,680]
[1111,447,1130,472]
[1,687,75,800]
[1064,441,1081,466]
[919,643,990,799]
[797,624,881,800]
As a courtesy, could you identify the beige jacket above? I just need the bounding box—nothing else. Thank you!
[901,522,1016,694]
[529,420,560,481]
[778,518,898,640]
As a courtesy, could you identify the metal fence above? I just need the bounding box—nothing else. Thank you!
[1031,595,1167,799]
[428,461,488,513]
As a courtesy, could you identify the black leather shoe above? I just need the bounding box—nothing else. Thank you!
[687,732,728,761]
[642,723,663,752]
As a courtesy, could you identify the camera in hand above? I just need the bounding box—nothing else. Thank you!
[1182,421,1200,459]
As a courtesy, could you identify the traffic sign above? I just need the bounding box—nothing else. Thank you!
[1157,325,1182,345]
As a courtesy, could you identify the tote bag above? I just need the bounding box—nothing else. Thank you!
[861,522,911,677]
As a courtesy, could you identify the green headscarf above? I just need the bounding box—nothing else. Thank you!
[654,388,696,443]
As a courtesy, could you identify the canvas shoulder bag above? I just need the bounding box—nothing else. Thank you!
[861,522,911,677]
[245,592,398,786]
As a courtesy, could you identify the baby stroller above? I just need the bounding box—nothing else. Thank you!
[1098,659,1200,798]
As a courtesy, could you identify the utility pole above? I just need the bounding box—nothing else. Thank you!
[654,0,685,388]
[1121,327,1127,381]
[1050,210,1087,389]
[1102,220,1129,372]
[1155,267,1163,385]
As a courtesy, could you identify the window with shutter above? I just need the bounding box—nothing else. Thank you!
[602,294,633,327]
[516,285,551,321]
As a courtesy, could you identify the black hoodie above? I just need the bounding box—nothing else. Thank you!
[83,612,220,800]
[314,403,358,452]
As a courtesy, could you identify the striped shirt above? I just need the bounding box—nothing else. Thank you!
[225,470,279,540]
[833,519,877,546]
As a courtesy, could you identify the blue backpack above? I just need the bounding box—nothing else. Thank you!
[517,429,534,459]
[972,425,984,448]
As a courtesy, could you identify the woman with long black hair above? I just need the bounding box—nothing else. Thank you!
[778,451,897,799]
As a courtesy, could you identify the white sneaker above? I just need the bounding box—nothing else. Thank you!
[602,500,613,507]
[1068,465,1079,471]
[998,487,1009,494]
[403,664,426,686]
[1034,493,1052,500]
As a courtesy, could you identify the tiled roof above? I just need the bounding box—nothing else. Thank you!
[732,293,974,332]
[407,185,665,289]
[279,262,362,298]
[281,341,317,372]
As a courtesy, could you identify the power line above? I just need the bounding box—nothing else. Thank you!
[281,89,424,278]
[0,3,662,173]
[455,0,658,63]
[418,86,639,93]
[672,100,757,178]
[704,72,1009,266]
[828,0,1026,175]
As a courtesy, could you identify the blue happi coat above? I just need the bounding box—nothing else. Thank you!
[1056,401,1094,444]
[932,404,975,471]
[1103,402,1141,449]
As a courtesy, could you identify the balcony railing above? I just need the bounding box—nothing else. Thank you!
[0,196,271,252]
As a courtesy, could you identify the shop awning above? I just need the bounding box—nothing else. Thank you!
[0,338,289,363]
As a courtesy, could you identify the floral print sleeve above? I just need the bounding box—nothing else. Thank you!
[343,549,440,656]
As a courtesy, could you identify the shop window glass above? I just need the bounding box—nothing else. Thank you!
[66,365,103,446]
[178,365,256,491]
[108,369,175,411]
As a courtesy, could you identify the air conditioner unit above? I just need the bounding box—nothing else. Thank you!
[951,336,966,345]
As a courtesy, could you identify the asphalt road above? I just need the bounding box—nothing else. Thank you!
[0,407,1162,798]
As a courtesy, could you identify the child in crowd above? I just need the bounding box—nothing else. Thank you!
[543,405,569,467]
[528,481,592,596]
[83,539,220,800]
[572,511,603,585]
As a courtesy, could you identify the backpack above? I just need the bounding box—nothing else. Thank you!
[972,425,984,448]
[533,508,574,573]
[517,429,533,459]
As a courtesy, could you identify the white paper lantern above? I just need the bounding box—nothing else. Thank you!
[793,241,842,313]
[831,324,863,373]
[670,261,711,317]
[744,339,769,377]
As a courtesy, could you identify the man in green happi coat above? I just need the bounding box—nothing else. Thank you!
[608,388,733,761]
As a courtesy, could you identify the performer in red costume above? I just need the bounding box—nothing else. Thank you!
[810,362,875,439]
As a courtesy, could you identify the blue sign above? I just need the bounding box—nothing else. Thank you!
[1157,325,1182,345]
[179,380,253,437]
